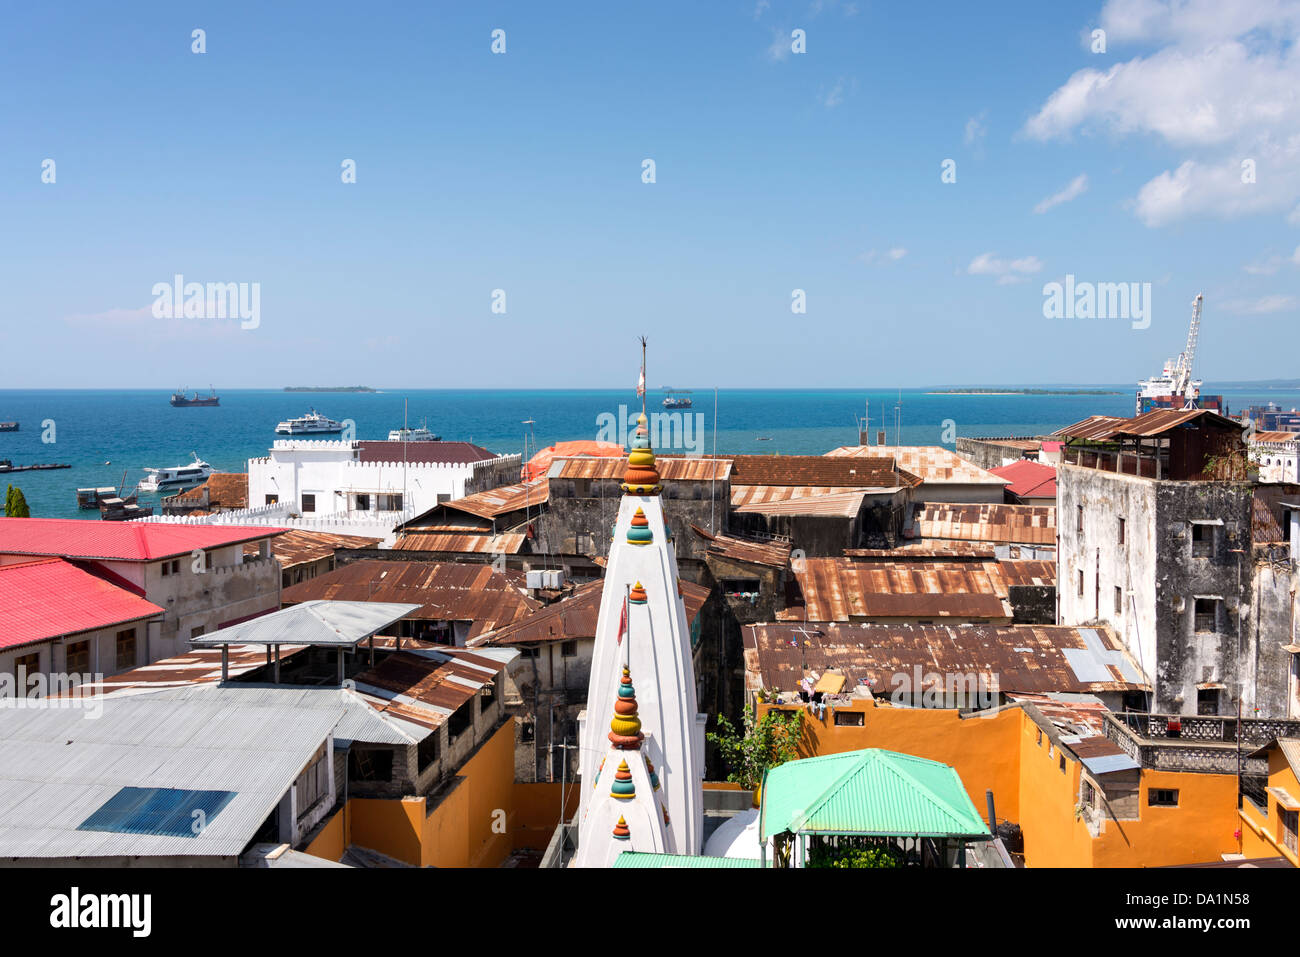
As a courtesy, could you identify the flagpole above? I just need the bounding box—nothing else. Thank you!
[625,583,631,668]
[639,335,647,420]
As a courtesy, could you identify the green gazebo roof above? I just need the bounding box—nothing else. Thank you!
[759,748,989,841]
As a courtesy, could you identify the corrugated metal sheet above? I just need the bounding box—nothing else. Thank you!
[549,456,731,481]
[356,440,496,464]
[431,479,548,520]
[167,473,249,509]
[0,518,283,562]
[827,445,1008,486]
[732,454,919,488]
[0,695,341,859]
[778,557,1054,621]
[760,750,989,840]
[847,543,998,560]
[243,529,381,568]
[733,490,870,517]
[1252,431,1300,445]
[614,852,761,868]
[915,503,1057,545]
[743,622,1147,696]
[281,560,540,640]
[70,645,310,697]
[692,524,792,568]
[392,532,526,554]
[1054,409,1244,442]
[190,599,420,647]
[350,646,518,730]
[0,558,165,651]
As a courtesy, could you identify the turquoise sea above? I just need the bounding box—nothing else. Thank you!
[1,386,1297,520]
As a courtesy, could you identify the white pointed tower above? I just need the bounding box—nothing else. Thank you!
[575,342,705,862]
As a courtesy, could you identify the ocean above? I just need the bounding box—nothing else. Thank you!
[2,386,1296,520]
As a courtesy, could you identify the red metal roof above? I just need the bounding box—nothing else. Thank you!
[0,558,165,650]
[0,518,284,562]
[356,440,497,464]
[989,460,1058,499]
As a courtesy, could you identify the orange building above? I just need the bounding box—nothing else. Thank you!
[1239,738,1300,866]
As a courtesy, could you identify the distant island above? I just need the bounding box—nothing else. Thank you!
[284,386,377,393]
[928,388,1124,396]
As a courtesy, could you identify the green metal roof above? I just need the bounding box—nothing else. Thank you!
[759,749,990,841]
[613,852,762,868]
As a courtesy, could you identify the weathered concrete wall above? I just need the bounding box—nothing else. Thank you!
[957,437,1039,471]
[541,477,724,562]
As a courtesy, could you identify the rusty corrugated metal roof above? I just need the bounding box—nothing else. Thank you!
[1252,431,1300,444]
[474,577,709,646]
[167,473,249,509]
[243,529,381,569]
[281,559,539,639]
[915,503,1057,545]
[434,479,548,520]
[777,557,1054,621]
[691,524,792,568]
[847,543,998,560]
[733,489,871,517]
[1055,409,1244,442]
[549,456,731,481]
[743,622,1147,696]
[731,454,918,488]
[392,532,526,554]
[352,648,514,729]
[827,446,1008,485]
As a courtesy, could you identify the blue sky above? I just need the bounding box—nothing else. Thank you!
[1,0,1298,388]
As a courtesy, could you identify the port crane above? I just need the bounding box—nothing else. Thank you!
[1170,293,1203,409]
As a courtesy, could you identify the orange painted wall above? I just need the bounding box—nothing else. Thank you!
[1016,712,1240,867]
[1239,750,1300,866]
[304,804,349,862]
[513,782,581,851]
[758,700,1021,823]
[348,797,425,866]
[420,720,517,868]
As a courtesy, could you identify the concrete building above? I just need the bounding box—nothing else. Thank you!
[1055,408,1299,717]
[0,518,283,660]
[1249,430,1300,483]
[247,438,519,524]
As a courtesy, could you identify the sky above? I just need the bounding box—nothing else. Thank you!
[1,0,1298,389]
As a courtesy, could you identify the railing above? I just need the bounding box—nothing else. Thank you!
[1062,446,1164,479]
[1104,711,1300,775]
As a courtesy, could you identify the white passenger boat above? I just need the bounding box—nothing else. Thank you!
[275,409,345,435]
[138,453,213,492]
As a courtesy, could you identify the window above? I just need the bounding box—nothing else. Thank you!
[1082,779,1096,807]
[560,641,577,658]
[161,561,169,577]
[294,744,330,813]
[380,494,403,511]
[1148,788,1179,807]
[417,731,441,772]
[520,720,535,743]
[1059,755,1067,773]
[479,680,498,714]
[66,640,89,675]
[1197,688,1221,715]
[14,651,40,694]
[265,494,279,505]
[448,702,472,740]
[1118,517,1126,545]
[722,578,761,596]
[1077,569,1084,598]
[348,748,392,783]
[1077,505,1084,532]
[190,625,206,639]
[1036,729,1043,746]
[1194,598,1219,633]
[834,710,864,727]
[519,645,540,659]
[354,493,370,511]
[115,629,137,671]
[1191,523,1214,557]
[301,494,315,513]
[1281,808,1299,854]
[161,558,180,577]
[1115,586,1124,615]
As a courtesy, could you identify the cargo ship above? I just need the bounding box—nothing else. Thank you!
[1135,293,1227,416]
[171,386,220,407]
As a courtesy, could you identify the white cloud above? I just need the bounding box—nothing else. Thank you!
[967,252,1042,284]
[1033,173,1090,214]
[1244,253,1285,275]
[1023,0,1300,226]
[753,0,771,19]
[964,112,987,147]
[766,28,791,62]
[823,78,845,109]
[1220,293,1297,314]
[859,247,908,266]
[888,247,907,260]
[1293,245,1300,264]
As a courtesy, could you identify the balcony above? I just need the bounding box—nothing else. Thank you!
[1103,711,1300,775]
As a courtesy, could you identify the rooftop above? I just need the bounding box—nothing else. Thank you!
[356,439,498,464]
[989,460,1058,499]
[0,558,165,651]
[351,646,517,731]
[1054,408,1245,442]
[914,502,1057,546]
[281,559,540,640]
[0,517,284,562]
[166,472,249,510]
[744,622,1147,697]
[189,599,419,648]
[548,455,731,482]
[732,453,919,489]
[692,525,794,568]
[244,528,381,568]
[827,445,1008,486]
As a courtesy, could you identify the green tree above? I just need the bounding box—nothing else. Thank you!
[4,484,30,517]
[707,703,803,790]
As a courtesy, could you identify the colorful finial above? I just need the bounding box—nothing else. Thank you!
[621,414,663,495]
[629,581,648,604]
[594,755,606,789]
[626,507,653,545]
[608,666,644,750]
[612,816,631,841]
[645,756,661,791]
[610,758,636,800]
[662,806,671,826]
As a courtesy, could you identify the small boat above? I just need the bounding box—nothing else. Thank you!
[662,389,693,410]
[78,486,123,509]
[100,498,154,521]
[138,453,213,492]
[0,421,17,432]
[276,409,345,435]
[171,386,220,407]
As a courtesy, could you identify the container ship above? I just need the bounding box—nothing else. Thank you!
[1135,293,1227,416]
[171,386,220,407]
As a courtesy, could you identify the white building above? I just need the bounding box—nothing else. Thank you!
[1249,431,1300,483]
[248,439,520,523]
